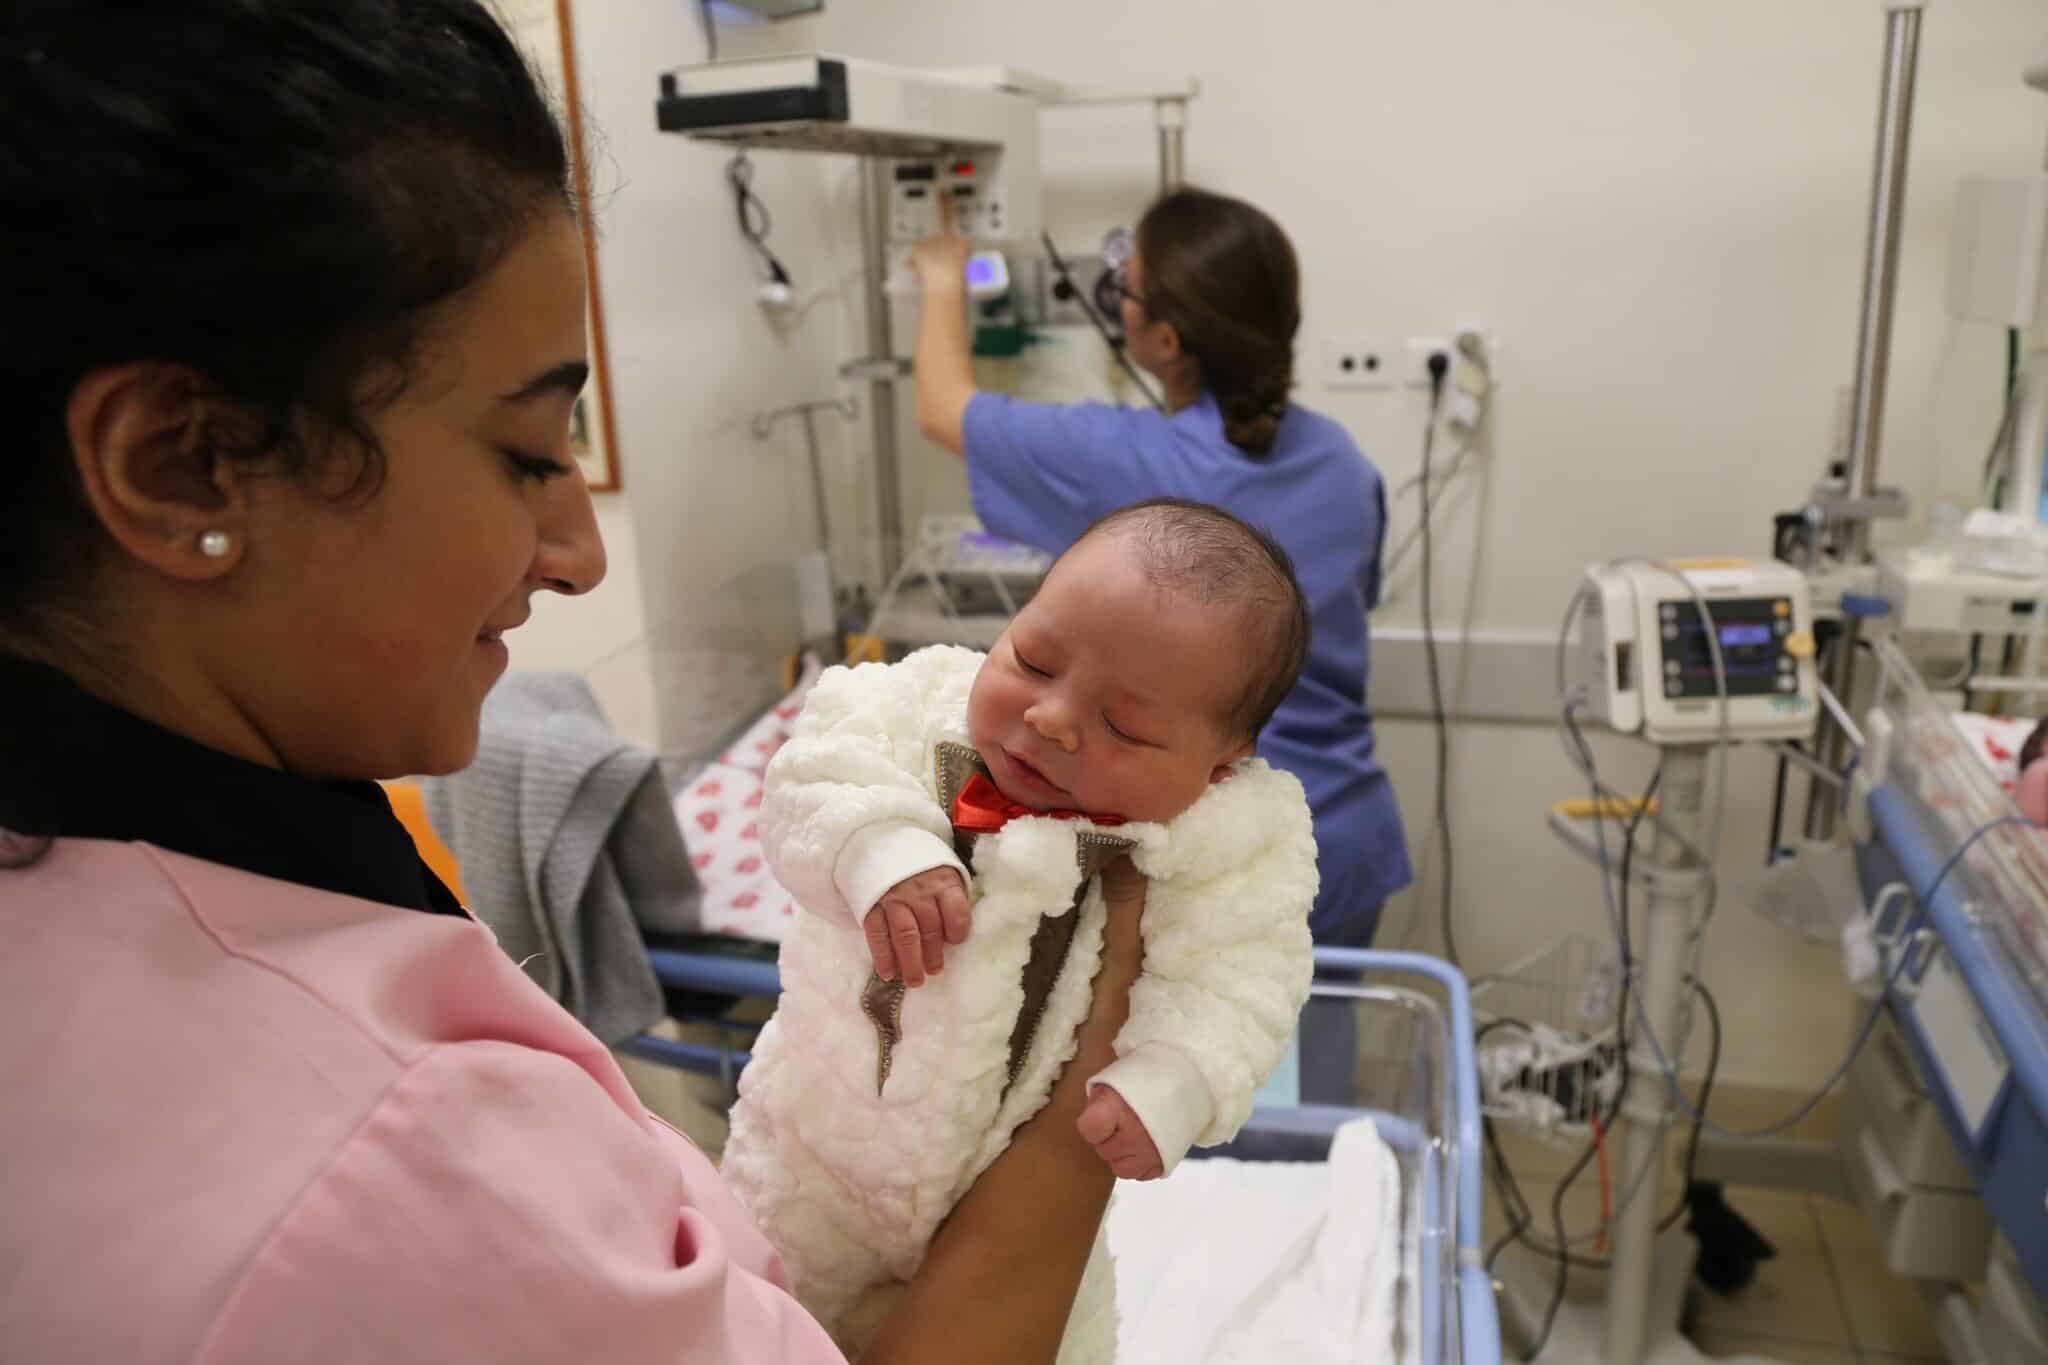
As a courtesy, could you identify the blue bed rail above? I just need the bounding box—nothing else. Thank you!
[1317,948,1501,1365]
[1864,788,2048,1295]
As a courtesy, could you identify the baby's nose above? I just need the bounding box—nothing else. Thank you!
[1027,702,1080,753]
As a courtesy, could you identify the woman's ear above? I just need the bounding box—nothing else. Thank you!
[65,364,259,580]
[1148,318,1186,365]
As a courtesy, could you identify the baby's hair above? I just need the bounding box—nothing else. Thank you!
[1064,497,1311,741]
[2023,717,2048,774]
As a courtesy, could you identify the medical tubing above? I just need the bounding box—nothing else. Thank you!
[1633,816,2035,1141]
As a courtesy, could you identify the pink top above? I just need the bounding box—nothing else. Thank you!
[0,837,846,1364]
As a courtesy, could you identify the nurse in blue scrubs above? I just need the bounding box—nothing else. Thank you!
[910,187,1412,1102]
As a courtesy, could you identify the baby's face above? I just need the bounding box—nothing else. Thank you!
[967,533,1254,824]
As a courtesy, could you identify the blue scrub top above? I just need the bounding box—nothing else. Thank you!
[962,389,1413,940]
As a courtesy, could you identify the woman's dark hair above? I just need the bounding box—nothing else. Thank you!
[0,0,573,649]
[1134,187,1301,457]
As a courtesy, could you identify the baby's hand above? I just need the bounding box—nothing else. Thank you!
[1077,1085,1165,1181]
[863,867,970,987]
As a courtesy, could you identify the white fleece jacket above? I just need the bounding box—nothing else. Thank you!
[723,645,1318,1357]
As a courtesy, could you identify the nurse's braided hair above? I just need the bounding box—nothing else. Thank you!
[0,0,572,656]
[1133,188,1301,457]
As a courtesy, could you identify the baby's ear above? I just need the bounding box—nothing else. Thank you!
[1209,740,1255,784]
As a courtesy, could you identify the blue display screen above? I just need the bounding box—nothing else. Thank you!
[966,258,998,286]
[1666,597,1791,699]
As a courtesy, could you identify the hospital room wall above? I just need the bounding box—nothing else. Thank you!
[736,0,2041,1093]
[509,1,877,753]
[508,2,2046,1089]
[762,1,2048,615]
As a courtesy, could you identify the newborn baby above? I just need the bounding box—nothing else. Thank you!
[724,498,1320,1361]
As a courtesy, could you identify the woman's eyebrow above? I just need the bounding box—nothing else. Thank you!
[498,359,589,404]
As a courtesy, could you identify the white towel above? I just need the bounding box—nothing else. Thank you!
[1107,1118,1406,1365]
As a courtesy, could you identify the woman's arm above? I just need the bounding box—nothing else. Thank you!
[861,856,1148,1363]
[910,202,976,457]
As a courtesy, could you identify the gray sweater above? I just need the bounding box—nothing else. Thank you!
[423,672,701,1045]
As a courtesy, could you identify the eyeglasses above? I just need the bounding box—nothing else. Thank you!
[1096,261,1146,323]
[1109,263,1144,307]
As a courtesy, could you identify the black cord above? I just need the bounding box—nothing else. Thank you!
[1602,760,1662,1130]
[1525,1120,1596,1357]
[1421,352,1457,967]
[1505,815,2030,1345]
[1495,748,1662,1358]
[1040,233,1165,412]
[1481,769,1650,1283]
[1981,325,2024,496]
[1766,748,1791,864]
[698,0,719,62]
[726,153,791,290]
[1476,1019,1538,1263]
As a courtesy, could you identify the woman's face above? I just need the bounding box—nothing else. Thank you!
[1117,248,1152,357]
[235,211,604,780]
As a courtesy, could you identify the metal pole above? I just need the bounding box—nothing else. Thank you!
[795,410,833,552]
[1842,3,1922,551]
[857,159,904,584]
[1805,1,1924,840]
[1602,746,1706,1365]
[1156,97,1187,192]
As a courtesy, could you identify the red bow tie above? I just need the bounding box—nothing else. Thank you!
[951,772,1125,834]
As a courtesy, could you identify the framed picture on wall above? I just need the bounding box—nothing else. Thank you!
[496,0,623,492]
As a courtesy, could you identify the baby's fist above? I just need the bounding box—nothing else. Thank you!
[863,867,970,987]
[1077,1086,1164,1181]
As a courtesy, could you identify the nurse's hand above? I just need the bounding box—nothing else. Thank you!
[910,194,971,293]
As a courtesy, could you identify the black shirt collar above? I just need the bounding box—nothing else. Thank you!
[0,657,465,917]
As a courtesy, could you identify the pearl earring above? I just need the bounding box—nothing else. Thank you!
[199,530,232,559]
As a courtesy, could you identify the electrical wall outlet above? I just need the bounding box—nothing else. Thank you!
[1324,337,1394,390]
[1406,330,1502,390]
[1406,335,1453,389]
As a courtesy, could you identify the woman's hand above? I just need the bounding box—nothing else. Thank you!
[909,194,971,294]
[909,193,977,456]
[1092,855,1146,1012]
[861,857,1147,1363]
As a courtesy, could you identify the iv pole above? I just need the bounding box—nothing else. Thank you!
[1803,0,1927,842]
[1987,58,2048,528]
[1519,8,1931,1363]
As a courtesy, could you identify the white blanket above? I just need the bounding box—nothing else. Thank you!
[1108,1119,1407,1365]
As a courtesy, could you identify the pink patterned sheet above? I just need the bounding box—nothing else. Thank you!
[670,667,820,945]
[1903,708,2048,983]
[1945,712,2038,794]
[674,763,791,942]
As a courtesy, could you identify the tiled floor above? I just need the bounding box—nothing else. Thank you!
[1485,1125,1948,1364]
